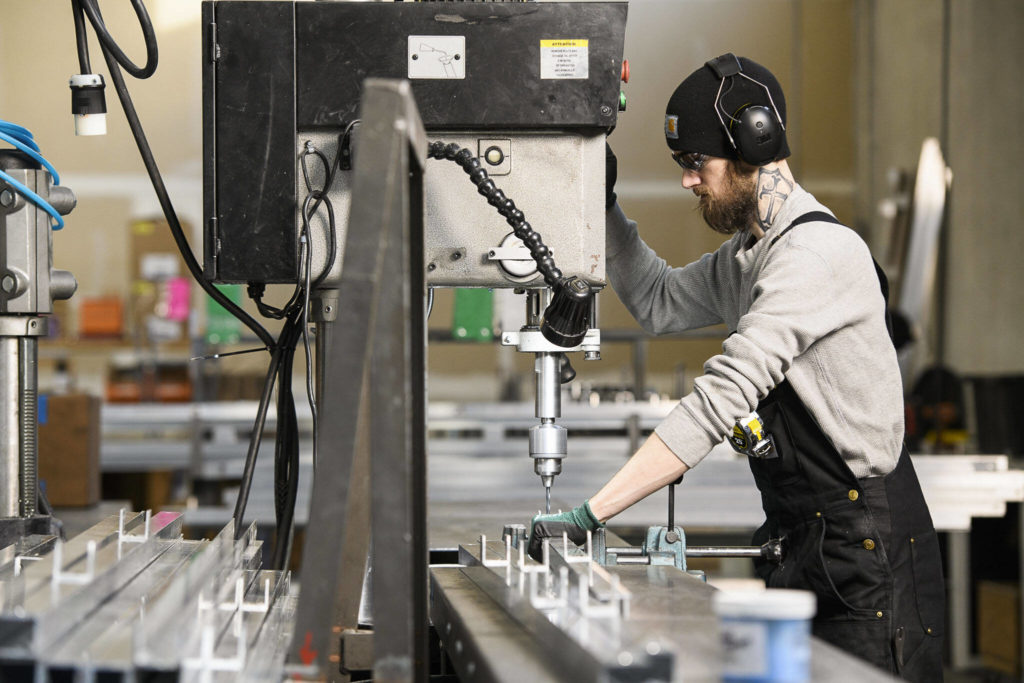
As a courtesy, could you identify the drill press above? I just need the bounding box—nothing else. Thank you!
[0,148,77,545]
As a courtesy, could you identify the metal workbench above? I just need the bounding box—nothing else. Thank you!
[427,512,897,682]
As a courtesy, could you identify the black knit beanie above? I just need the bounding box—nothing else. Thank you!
[665,55,789,162]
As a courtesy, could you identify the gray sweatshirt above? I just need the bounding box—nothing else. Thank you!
[606,184,903,478]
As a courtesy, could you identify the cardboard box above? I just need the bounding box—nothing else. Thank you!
[37,394,101,507]
[128,219,191,344]
[79,296,124,339]
[978,580,1020,676]
[130,219,183,283]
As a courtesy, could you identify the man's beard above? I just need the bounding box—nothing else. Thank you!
[695,164,758,235]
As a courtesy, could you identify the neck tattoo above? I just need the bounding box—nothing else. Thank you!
[756,167,793,231]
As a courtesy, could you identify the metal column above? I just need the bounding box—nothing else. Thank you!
[0,337,20,518]
[288,79,427,681]
[947,530,972,669]
[368,83,428,680]
[0,320,47,522]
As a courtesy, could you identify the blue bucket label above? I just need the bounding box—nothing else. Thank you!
[721,619,769,677]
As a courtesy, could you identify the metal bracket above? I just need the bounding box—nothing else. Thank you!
[0,316,47,337]
[13,554,41,576]
[50,539,97,600]
[501,328,600,353]
[118,508,151,546]
[487,245,532,261]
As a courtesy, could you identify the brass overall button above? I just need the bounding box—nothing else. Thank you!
[848,490,859,501]
[863,539,876,551]
[876,611,884,618]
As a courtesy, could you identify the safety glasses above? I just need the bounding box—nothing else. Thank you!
[672,151,708,172]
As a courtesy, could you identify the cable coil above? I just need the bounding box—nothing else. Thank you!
[0,121,65,229]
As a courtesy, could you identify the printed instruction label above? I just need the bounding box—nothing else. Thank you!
[540,39,589,79]
[408,36,466,79]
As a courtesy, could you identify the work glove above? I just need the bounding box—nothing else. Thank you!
[528,500,604,562]
[605,142,618,210]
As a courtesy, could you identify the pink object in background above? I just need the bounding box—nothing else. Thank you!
[164,277,190,322]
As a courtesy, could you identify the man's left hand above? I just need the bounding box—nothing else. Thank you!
[527,500,604,562]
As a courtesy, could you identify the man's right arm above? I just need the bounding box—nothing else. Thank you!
[606,204,723,333]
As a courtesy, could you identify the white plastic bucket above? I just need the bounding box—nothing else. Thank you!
[713,589,817,682]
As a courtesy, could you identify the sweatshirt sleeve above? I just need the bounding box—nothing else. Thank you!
[653,226,879,468]
[606,204,724,333]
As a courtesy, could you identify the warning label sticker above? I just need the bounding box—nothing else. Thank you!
[540,39,588,79]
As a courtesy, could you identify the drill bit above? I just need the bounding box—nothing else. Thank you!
[541,474,554,513]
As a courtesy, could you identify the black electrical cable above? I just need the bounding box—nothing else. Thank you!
[300,229,319,474]
[71,0,317,553]
[272,367,301,569]
[303,190,336,289]
[71,0,92,73]
[427,141,563,287]
[249,142,339,320]
[85,3,274,349]
[232,339,283,538]
[75,0,158,79]
[272,312,303,569]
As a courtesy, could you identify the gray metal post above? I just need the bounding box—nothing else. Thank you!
[288,79,427,681]
[18,336,37,516]
[331,372,372,681]
[0,337,20,518]
[367,79,428,683]
[947,530,971,670]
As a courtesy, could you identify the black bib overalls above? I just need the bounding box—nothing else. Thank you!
[745,213,945,681]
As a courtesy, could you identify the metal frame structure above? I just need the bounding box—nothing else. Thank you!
[288,79,427,681]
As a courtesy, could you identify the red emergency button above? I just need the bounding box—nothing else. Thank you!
[621,59,630,83]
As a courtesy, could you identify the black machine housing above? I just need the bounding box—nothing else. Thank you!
[202,0,628,284]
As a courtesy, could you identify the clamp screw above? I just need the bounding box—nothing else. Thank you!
[600,105,612,116]
[0,190,14,207]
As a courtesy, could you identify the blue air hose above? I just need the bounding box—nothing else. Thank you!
[0,121,64,229]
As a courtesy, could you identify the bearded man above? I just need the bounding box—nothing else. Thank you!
[528,54,945,681]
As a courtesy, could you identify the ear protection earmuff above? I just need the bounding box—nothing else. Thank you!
[705,53,786,166]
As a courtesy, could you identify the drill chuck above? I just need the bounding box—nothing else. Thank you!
[530,422,566,468]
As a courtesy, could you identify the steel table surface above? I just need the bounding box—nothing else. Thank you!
[429,509,897,682]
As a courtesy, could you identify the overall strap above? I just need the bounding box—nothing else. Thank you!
[773,211,894,342]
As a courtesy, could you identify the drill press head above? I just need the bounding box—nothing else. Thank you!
[531,350,568,512]
[530,422,565,512]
